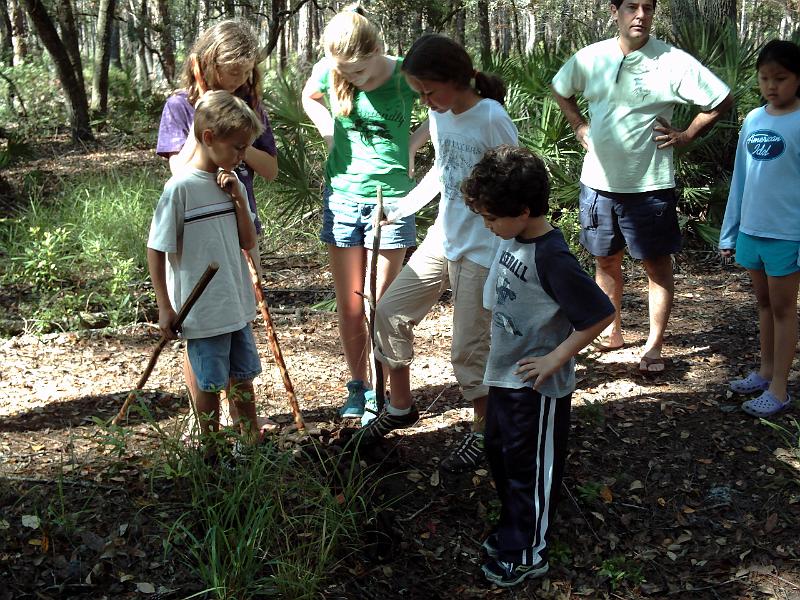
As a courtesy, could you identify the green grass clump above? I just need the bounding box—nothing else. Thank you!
[150,424,376,600]
[0,169,158,332]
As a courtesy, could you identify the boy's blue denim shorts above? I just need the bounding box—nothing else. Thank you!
[735,232,800,277]
[578,183,682,260]
[186,324,262,392]
[320,187,416,249]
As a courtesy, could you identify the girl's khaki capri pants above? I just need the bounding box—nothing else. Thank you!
[373,231,491,402]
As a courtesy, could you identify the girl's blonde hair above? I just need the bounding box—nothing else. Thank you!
[180,20,264,111]
[322,4,383,116]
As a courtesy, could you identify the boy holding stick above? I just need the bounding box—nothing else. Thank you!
[147,90,263,449]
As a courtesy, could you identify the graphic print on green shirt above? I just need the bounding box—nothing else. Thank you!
[309,57,418,200]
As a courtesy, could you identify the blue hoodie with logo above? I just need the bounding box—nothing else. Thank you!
[720,105,800,249]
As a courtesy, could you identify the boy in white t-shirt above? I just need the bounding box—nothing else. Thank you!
[147,90,263,450]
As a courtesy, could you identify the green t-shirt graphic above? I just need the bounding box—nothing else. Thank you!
[309,57,418,200]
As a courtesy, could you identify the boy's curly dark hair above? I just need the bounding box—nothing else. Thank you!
[461,145,550,217]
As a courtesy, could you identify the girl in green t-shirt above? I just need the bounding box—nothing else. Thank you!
[302,4,429,421]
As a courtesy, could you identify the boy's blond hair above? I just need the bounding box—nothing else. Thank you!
[322,3,383,116]
[193,90,264,141]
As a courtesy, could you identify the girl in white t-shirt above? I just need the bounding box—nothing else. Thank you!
[357,34,518,474]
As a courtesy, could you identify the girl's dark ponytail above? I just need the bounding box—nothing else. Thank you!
[474,70,506,104]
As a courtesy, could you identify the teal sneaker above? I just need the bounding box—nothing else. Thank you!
[361,390,378,426]
[340,380,366,418]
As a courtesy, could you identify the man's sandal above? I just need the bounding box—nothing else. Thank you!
[591,336,625,352]
[729,372,771,395]
[741,390,791,417]
[638,355,665,374]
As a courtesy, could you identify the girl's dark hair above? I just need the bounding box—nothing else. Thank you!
[757,40,800,97]
[401,33,506,104]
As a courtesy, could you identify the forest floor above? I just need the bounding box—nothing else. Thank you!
[1,141,800,599]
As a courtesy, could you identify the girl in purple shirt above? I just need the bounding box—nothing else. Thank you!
[156,19,277,267]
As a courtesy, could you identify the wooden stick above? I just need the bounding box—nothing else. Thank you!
[112,262,219,426]
[243,251,306,431]
[368,186,386,412]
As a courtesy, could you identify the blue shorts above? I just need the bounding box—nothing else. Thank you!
[320,187,416,249]
[186,324,261,392]
[735,232,800,276]
[578,184,682,260]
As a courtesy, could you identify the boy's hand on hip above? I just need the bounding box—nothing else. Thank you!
[159,307,179,340]
[515,353,561,390]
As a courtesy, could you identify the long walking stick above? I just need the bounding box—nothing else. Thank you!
[112,262,219,425]
[367,187,386,412]
[243,251,305,431]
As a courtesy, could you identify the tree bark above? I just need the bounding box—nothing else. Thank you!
[155,0,174,82]
[669,0,699,35]
[0,0,13,64]
[9,0,26,62]
[129,0,150,95]
[110,18,121,69]
[91,0,116,114]
[476,0,491,67]
[20,0,93,140]
[698,0,736,28]
[56,0,84,89]
[452,1,466,46]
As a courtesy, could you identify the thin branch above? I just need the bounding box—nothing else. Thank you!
[0,70,28,117]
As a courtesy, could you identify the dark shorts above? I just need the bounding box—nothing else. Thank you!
[578,183,682,260]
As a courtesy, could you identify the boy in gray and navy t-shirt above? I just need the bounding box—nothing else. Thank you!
[461,145,614,588]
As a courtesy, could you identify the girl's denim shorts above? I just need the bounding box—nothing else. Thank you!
[320,187,416,249]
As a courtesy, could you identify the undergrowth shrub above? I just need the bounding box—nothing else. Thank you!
[0,170,156,332]
[101,401,382,600]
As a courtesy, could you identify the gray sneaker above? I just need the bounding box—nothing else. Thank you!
[440,432,484,473]
[355,404,419,444]
[482,558,549,587]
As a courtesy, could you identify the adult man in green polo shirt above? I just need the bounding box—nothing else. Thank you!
[551,0,733,373]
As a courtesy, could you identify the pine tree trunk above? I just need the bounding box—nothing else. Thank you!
[56,0,84,89]
[0,0,13,64]
[90,0,116,114]
[155,0,174,82]
[669,0,699,35]
[510,1,522,55]
[110,19,121,69]
[9,0,26,62]
[698,0,736,29]
[20,0,93,140]
[476,0,491,68]
[449,0,465,46]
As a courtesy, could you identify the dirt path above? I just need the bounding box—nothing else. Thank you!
[2,258,800,599]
